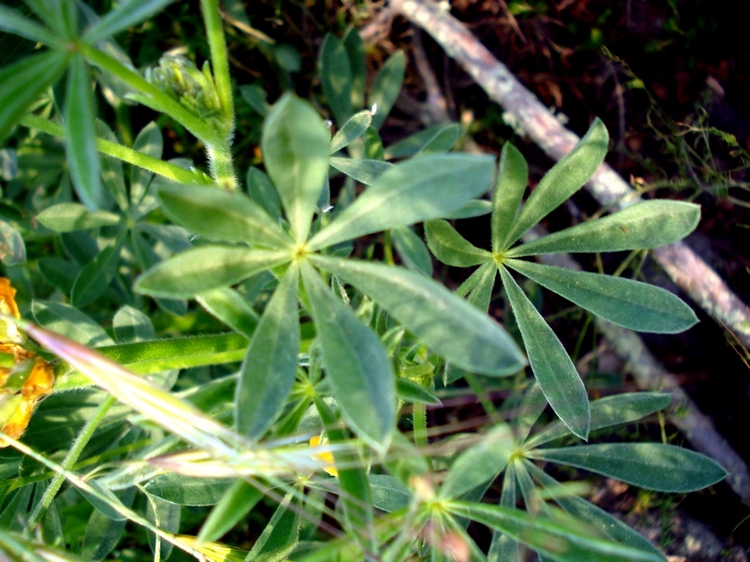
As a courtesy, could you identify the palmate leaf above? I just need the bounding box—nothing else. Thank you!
[261,94,330,243]
[503,119,609,248]
[498,266,590,440]
[134,246,291,299]
[308,153,495,251]
[311,255,525,376]
[531,443,727,493]
[156,184,292,249]
[507,200,700,257]
[301,261,395,451]
[235,264,300,440]
[505,259,698,333]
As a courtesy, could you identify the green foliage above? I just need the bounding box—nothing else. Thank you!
[0,6,723,562]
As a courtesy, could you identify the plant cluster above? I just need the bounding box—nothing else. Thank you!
[0,1,726,560]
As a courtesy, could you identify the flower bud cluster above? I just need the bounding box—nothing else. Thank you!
[146,55,222,121]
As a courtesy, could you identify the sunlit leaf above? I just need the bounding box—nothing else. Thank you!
[37,203,121,233]
[493,142,528,251]
[507,200,701,257]
[134,246,291,299]
[506,259,698,333]
[309,154,495,251]
[156,184,292,249]
[504,119,609,247]
[261,94,330,243]
[302,261,395,450]
[531,443,727,492]
[312,255,526,376]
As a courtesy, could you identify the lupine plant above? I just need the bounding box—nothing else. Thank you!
[0,1,727,560]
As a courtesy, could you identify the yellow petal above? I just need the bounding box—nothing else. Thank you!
[0,396,34,447]
[0,278,20,319]
[309,435,338,477]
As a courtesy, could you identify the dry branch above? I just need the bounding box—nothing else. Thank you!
[390,0,750,350]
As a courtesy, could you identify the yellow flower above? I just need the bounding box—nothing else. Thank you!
[309,435,338,477]
[0,279,55,447]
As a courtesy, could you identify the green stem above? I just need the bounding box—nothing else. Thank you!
[20,115,208,185]
[412,402,428,448]
[464,372,500,420]
[28,395,116,526]
[206,143,238,190]
[77,42,215,142]
[200,0,234,124]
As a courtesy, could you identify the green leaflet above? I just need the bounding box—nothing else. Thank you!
[83,0,177,44]
[134,246,291,299]
[199,480,264,543]
[330,110,372,153]
[309,153,495,251]
[0,51,68,142]
[391,225,433,276]
[328,157,393,185]
[531,443,727,493]
[236,264,300,440]
[507,200,700,257]
[261,94,330,243]
[196,287,259,339]
[524,461,666,559]
[505,259,698,333]
[525,392,671,449]
[439,424,515,499]
[493,142,529,252]
[319,33,353,126]
[302,261,395,450]
[369,51,405,131]
[499,266,590,440]
[503,119,609,247]
[447,501,663,562]
[71,231,127,307]
[156,183,292,249]
[144,474,233,506]
[38,203,122,233]
[311,255,525,376]
[66,55,102,211]
[425,219,492,267]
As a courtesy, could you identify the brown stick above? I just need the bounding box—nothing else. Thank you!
[390,0,750,350]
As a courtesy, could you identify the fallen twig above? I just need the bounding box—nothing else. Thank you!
[390,0,750,350]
